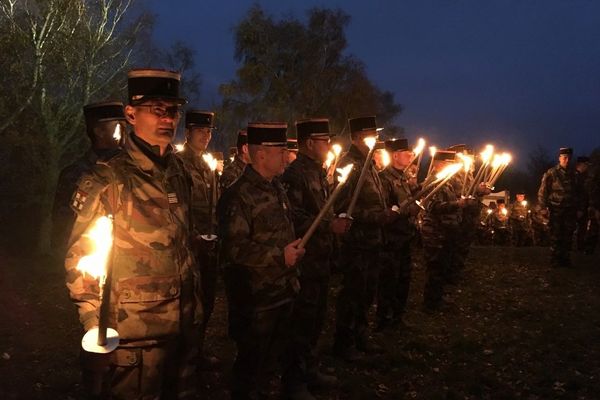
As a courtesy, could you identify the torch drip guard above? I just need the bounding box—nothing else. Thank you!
[82,327,120,354]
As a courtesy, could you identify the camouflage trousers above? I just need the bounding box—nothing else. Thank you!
[576,213,599,254]
[448,224,477,284]
[511,221,529,247]
[549,207,577,266]
[229,302,293,399]
[334,247,380,349]
[282,267,330,390]
[195,244,218,346]
[422,230,457,308]
[377,241,412,324]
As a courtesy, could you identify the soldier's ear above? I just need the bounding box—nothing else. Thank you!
[125,105,136,125]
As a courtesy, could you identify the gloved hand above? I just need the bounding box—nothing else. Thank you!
[382,208,400,225]
[330,217,352,234]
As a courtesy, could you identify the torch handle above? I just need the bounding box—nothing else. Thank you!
[468,161,487,195]
[298,180,348,249]
[347,148,375,217]
[97,269,112,346]
[420,174,455,206]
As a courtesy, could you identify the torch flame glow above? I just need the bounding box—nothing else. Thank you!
[76,216,114,281]
[364,136,377,150]
[325,151,335,168]
[501,152,512,165]
[435,163,463,180]
[481,144,494,163]
[112,124,122,142]
[429,146,437,157]
[381,150,391,168]
[521,200,528,207]
[332,144,342,157]
[336,163,354,184]
[491,154,503,169]
[202,153,218,172]
[175,143,184,152]
[501,208,508,216]
[413,138,426,155]
[457,152,474,172]
[487,209,493,215]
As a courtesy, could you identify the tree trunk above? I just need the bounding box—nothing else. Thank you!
[36,151,60,256]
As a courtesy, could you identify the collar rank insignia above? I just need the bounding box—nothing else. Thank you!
[167,192,179,204]
[71,190,88,211]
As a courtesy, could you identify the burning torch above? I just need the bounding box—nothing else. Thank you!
[202,153,219,241]
[79,215,119,354]
[344,136,377,218]
[403,137,426,174]
[298,163,354,249]
[467,144,494,195]
[426,146,437,178]
[416,163,463,208]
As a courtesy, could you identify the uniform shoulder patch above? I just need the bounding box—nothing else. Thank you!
[70,166,112,217]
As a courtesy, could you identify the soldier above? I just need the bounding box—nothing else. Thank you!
[332,116,396,360]
[421,150,475,310]
[537,147,583,267]
[376,138,419,330]
[218,122,305,400]
[51,101,125,257]
[280,118,350,399]
[177,110,220,365]
[220,129,250,190]
[575,156,592,252]
[531,206,551,246]
[65,68,201,399]
[490,199,511,245]
[287,138,299,166]
[509,193,531,246]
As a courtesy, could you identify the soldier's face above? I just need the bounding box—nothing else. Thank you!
[92,120,125,150]
[516,194,525,202]
[187,127,212,151]
[307,137,330,163]
[265,146,287,176]
[393,150,413,168]
[559,154,570,168]
[126,100,181,148]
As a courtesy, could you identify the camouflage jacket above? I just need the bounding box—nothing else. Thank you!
[65,133,199,343]
[509,202,530,223]
[177,144,218,236]
[218,165,297,311]
[379,166,416,245]
[281,152,333,277]
[537,165,582,210]
[334,145,387,250]
[490,209,510,229]
[220,155,246,191]
[421,181,461,239]
[52,148,118,256]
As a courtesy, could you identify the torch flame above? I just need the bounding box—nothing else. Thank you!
[364,136,377,150]
[336,163,354,184]
[521,200,528,207]
[491,153,503,169]
[501,152,512,165]
[481,144,494,163]
[332,144,342,157]
[501,208,508,216]
[435,163,463,180]
[202,153,218,172]
[76,216,114,281]
[112,124,122,142]
[175,143,184,152]
[429,146,437,157]
[487,209,493,215]
[457,152,474,172]
[413,138,426,155]
[325,151,335,168]
[381,149,391,168]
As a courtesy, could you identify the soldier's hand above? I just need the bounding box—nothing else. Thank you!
[284,238,305,268]
[407,202,422,217]
[330,217,352,234]
[80,349,111,373]
[475,183,492,196]
[458,198,468,208]
[382,208,400,224]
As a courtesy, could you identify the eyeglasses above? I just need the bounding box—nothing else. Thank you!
[311,137,331,144]
[136,104,183,118]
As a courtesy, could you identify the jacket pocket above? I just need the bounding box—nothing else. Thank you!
[116,275,181,340]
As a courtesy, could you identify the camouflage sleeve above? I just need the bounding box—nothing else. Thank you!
[426,187,459,215]
[218,193,286,270]
[537,171,550,209]
[334,166,387,224]
[64,168,111,331]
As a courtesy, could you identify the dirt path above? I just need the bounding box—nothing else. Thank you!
[1,247,599,399]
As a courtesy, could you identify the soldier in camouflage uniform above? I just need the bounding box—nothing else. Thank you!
[65,69,201,399]
[509,193,531,246]
[177,110,219,362]
[220,130,250,190]
[490,199,511,245]
[281,119,351,400]
[332,116,397,360]
[376,138,419,330]
[52,101,126,258]
[575,156,595,253]
[218,122,305,400]
[421,150,474,310]
[537,147,583,267]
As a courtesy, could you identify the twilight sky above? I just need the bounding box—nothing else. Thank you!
[147,0,600,163]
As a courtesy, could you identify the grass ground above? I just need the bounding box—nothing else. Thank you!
[1,246,599,399]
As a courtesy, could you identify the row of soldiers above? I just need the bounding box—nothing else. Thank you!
[55,68,598,400]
